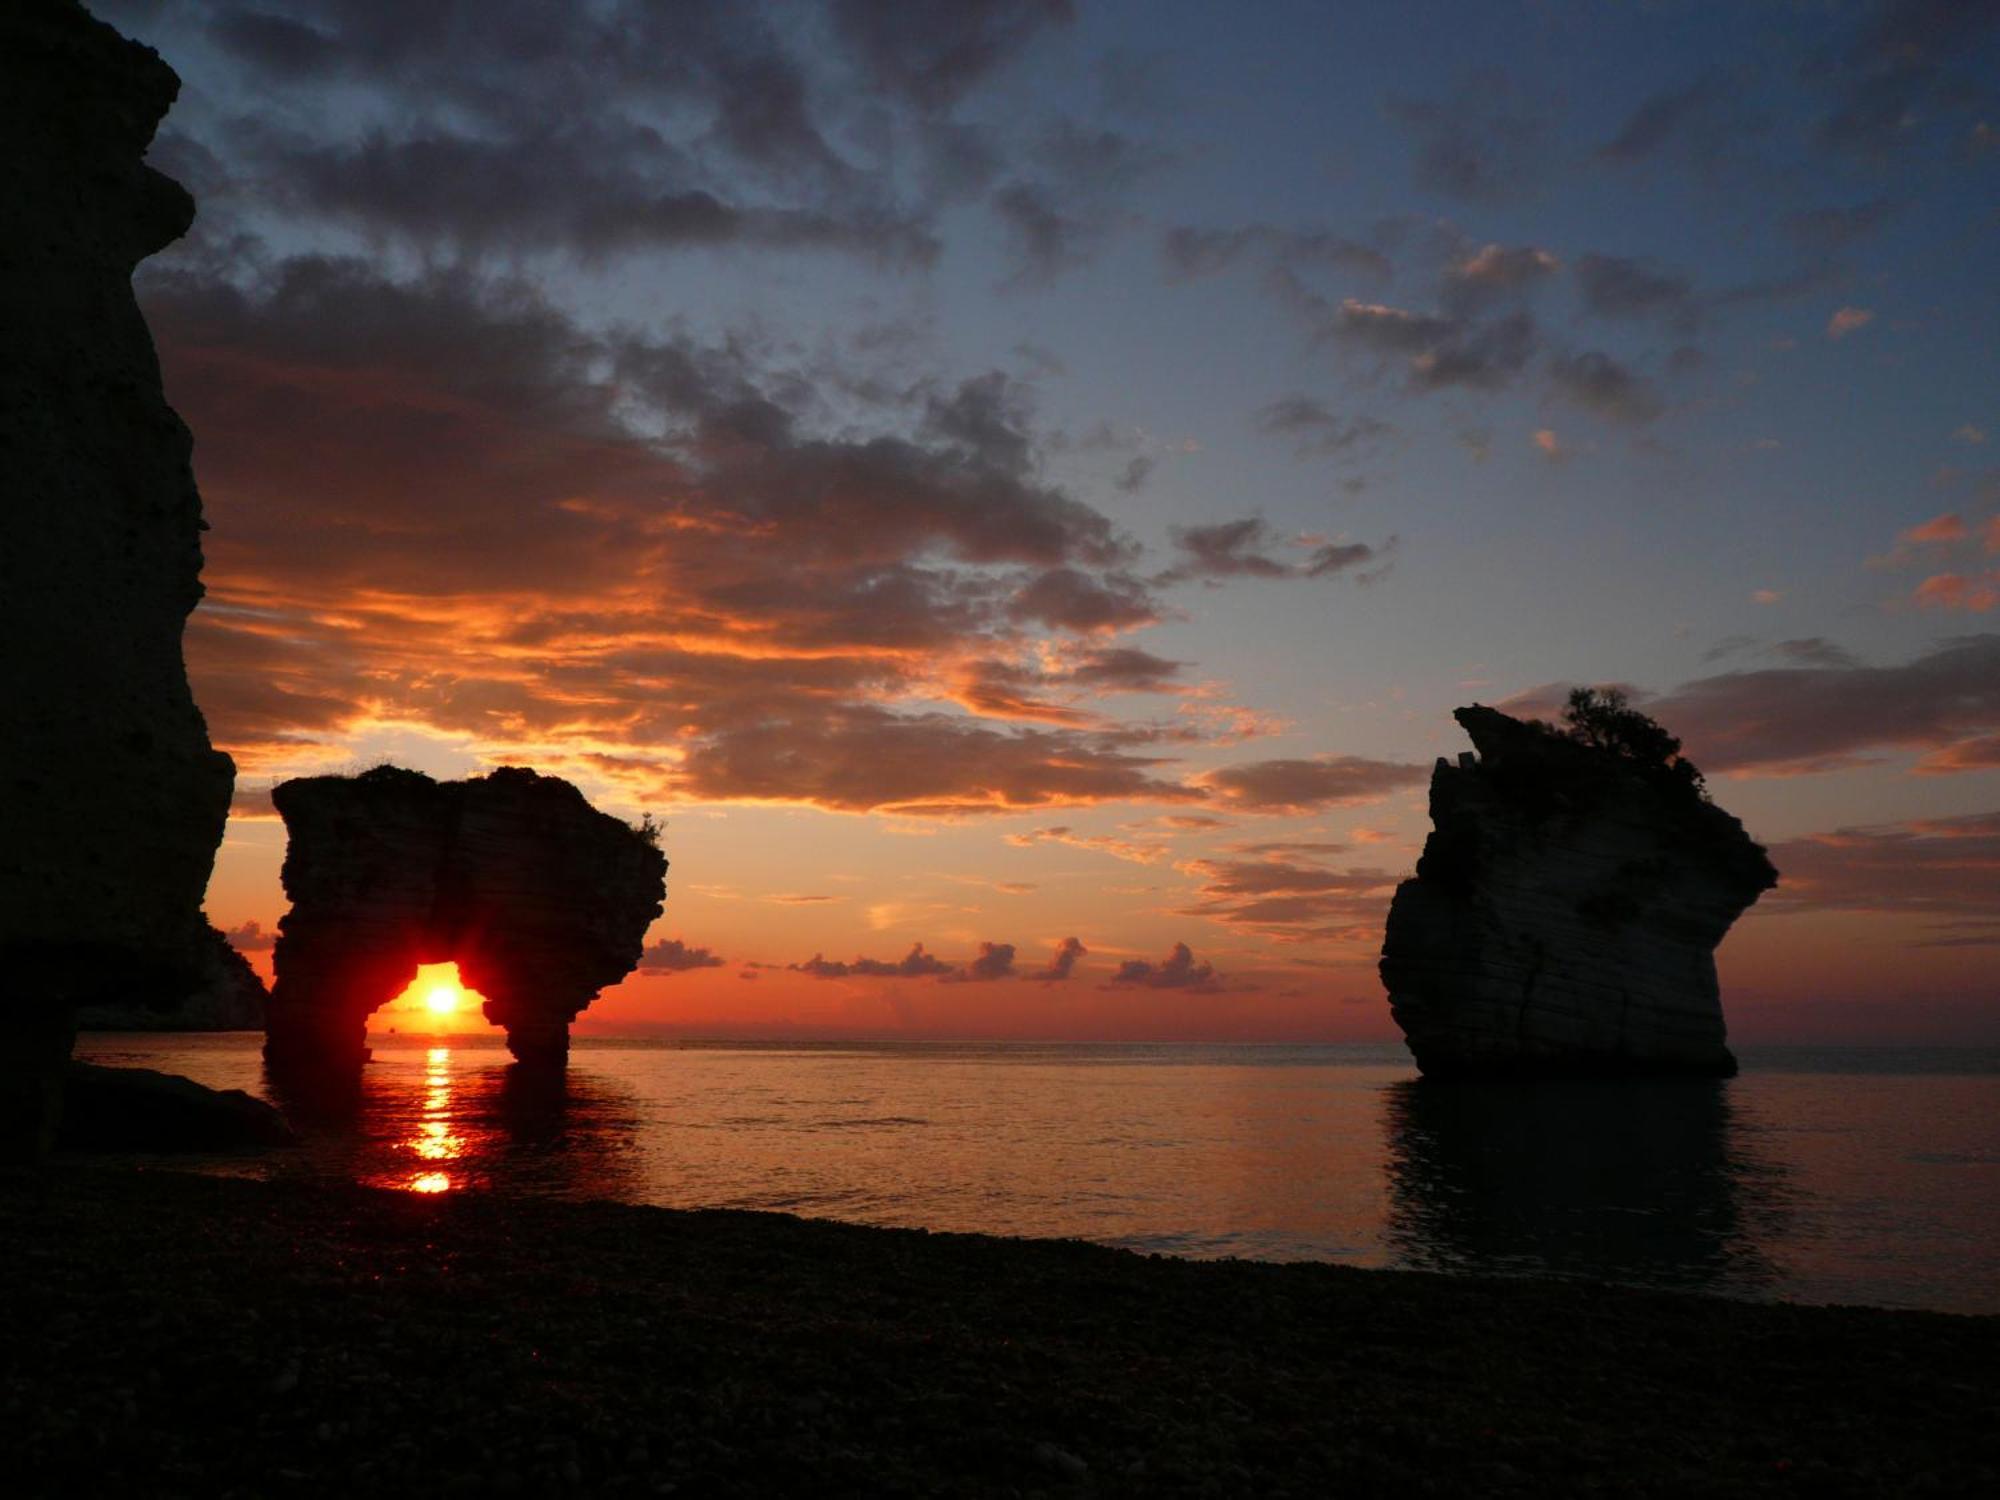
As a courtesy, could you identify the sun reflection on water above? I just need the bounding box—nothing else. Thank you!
[399,1045,464,1193]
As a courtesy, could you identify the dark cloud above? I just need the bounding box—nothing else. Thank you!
[1106,941,1222,992]
[1573,254,1699,332]
[1025,935,1086,981]
[1158,520,1385,586]
[1254,397,1391,459]
[1810,0,2000,158]
[221,919,275,952]
[1066,648,1187,692]
[1198,756,1427,813]
[1548,351,1666,425]
[640,938,727,973]
[1599,76,1732,164]
[1762,811,2000,942]
[1771,637,1862,670]
[1511,636,2000,776]
[941,941,1018,982]
[1388,70,1548,204]
[1177,858,1397,943]
[791,942,956,979]
[828,0,1074,111]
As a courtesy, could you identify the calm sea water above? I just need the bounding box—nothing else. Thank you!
[75,1034,2000,1316]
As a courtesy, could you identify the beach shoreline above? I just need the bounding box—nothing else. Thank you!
[4,1165,1994,1496]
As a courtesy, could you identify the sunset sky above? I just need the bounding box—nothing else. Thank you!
[101,0,1999,1042]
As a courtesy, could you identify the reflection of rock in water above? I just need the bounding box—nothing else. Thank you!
[1382,1078,1790,1295]
[269,1048,644,1200]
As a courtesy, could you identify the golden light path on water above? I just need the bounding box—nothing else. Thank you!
[403,1045,463,1194]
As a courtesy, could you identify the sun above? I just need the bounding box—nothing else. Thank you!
[387,962,489,1031]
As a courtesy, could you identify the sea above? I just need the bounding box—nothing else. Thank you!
[74,1034,2000,1317]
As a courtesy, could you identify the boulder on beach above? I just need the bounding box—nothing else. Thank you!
[1380,701,1777,1078]
[265,765,666,1075]
[58,1062,295,1152]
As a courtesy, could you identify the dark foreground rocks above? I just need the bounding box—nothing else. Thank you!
[55,1064,294,1152]
[3,1169,1993,1498]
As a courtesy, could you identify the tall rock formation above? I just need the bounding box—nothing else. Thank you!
[265,766,666,1073]
[1380,706,1776,1078]
[1,2,234,1152]
[76,924,268,1032]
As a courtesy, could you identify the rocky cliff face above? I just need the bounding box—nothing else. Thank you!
[1380,706,1776,1078]
[265,766,666,1072]
[1,2,234,1152]
[76,925,268,1032]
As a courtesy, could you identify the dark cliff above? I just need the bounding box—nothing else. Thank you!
[265,766,666,1072]
[1,1,234,1150]
[76,925,268,1032]
[1380,706,1776,1079]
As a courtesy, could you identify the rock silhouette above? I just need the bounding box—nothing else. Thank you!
[265,766,666,1073]
[76,924,268,1032]
[1380,705,1776,1078]
[0,1,234,1152]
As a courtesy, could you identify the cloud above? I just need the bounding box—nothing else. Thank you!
[1532,428,1568,462]
[1024,935,1086,981]
[1177,857,1399,943]
[1914,572,2000,612]
[1253,397,1391,458]
[1439,243,1560,312]
[1106,941,1223,992]
[941,940,1018,982]
[1827,306,1876,339]
[1811,0,2000,159]
[639,938,726,973]
[1637,633,2000,774]
[1003,825,1168,864]
[828,0,1075,111]
[1196,756,1427,813]
[1762,812,2000,940]
[1548,351,1666,424]
[1158,519,1383,585]
[1573,254,1699,332]
[791,942,956,979]
[127,249,1340,814]
[221,919,275,952]
[1598,74,1733,164]
[1388,70,1548,204]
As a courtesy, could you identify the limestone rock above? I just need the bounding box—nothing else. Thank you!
[265,766,666,1073]
[57,1062,295,1151]
[76,924,268,1032]
[0,2,234,1152]
[1380,706,1776,1078]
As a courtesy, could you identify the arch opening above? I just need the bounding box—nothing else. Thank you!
[383,962,494,1036]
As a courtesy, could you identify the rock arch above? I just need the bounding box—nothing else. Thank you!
[265,766,665,1074]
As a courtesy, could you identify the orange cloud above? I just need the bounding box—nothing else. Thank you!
[1826,306,1875,338]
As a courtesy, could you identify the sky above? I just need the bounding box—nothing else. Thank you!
[97,0,2000,1042]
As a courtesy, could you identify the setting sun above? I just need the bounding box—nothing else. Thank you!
[386,962,488,1032]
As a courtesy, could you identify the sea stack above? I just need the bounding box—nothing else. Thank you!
[0,1,234,1152]
[265,766,666,1074]
[1380,705,1776,1078]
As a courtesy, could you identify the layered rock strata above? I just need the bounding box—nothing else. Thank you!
[265,767,666,1072]
[1380,706,1776,1078]
[1,2,234,1153]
